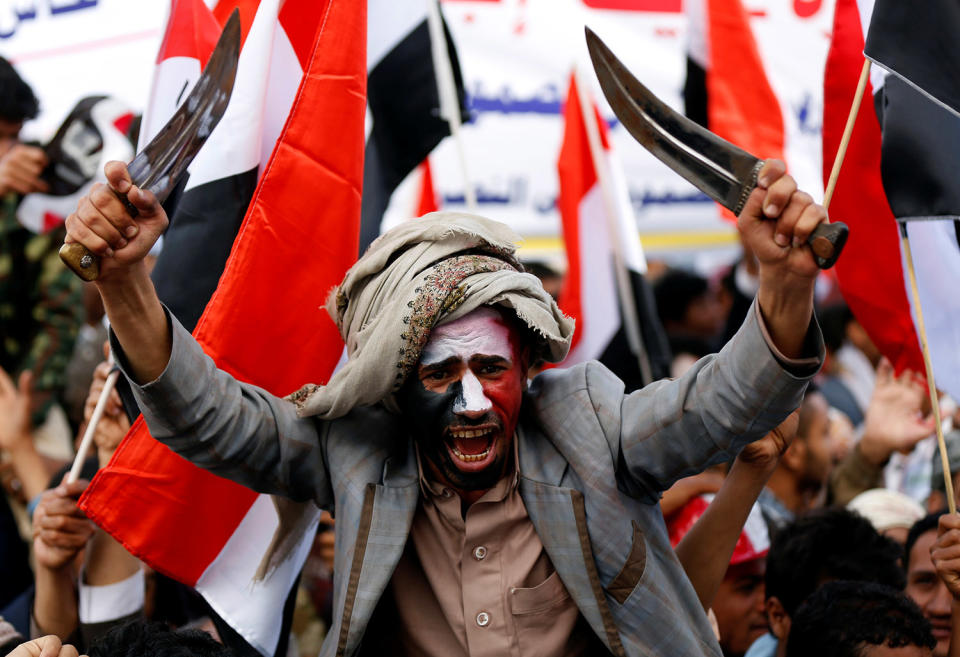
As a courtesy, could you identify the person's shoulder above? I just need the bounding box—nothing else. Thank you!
[527,361,625,411]
[322,403,404,449]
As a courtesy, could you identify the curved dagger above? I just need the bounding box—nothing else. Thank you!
[585,27,847,269]
[60,10,241,281]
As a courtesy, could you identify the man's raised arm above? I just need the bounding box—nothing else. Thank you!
[63,161,171,384]
[741,159,824,358]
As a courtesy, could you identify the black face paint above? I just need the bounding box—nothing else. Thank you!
[396,376,506,492]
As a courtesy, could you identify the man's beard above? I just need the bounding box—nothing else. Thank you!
[396,377,509,492]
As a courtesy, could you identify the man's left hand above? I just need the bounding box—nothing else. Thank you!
[738,159,827,358]
[738,159,828,283]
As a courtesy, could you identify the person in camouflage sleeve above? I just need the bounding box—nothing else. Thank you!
[0,59,82,444]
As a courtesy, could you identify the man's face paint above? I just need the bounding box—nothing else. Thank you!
[396,307,526,494]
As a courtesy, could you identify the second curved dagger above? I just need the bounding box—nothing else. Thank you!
[585,27,847,269]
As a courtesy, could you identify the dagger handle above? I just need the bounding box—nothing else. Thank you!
[59,188,140,281]
[808,221,848,270]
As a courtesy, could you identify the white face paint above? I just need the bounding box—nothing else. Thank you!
[421,307,514,415]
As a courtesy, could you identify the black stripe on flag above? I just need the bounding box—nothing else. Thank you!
[864,0,960,119]
[875,75,960,223]
[598,267,672,392]
[150,168,260,333]
[358,17,466,253]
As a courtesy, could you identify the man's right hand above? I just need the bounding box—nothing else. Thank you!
[63,160,168,283]
[0,144,49,196]
[32,479,95,571]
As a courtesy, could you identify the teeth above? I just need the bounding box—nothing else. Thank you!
[451,445,491,462]
[449,428,492,439]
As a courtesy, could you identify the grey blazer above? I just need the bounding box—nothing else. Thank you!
[122,301,822,657]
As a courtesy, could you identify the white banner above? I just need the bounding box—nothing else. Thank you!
[384,0,734,265]
[2,0,167,141]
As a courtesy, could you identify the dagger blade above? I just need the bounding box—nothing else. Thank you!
[60,9,241,281]
[584,26,848,269]
[585,26,762,216]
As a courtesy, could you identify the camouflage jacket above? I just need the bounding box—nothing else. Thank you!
[0,195,84,423]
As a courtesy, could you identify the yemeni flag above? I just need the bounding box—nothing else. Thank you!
[79,1,366,656]
[146,0,304,333]
[824,0,960,399]
[359,0,466,253]
[556,74,670,390]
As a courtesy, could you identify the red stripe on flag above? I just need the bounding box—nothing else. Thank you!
[84,419,256,585]
[195,0,365,389]
[416,159,440,216]
[156,0,221,66]
[213,0,260,50]
[279,0,330,72]
[822,0,923,373]
[706,0,784,220]
[557,74,600,358]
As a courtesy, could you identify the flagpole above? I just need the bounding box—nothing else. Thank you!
[573,67,654,386]
[822,55,956,512]
[68,363,119,484]
[900,225,956,515]
[426,0,477,211]
[823,59,871,210]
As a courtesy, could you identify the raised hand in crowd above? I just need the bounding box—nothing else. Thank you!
[3,635,85,657]
[83,357,128,466]
[675,411,799,610]
[32,479,94,639]
[858,358,935,467]
[829,358,937,506]
[0,143,48,197]
[0,366,52,504]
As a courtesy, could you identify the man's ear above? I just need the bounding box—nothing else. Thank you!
[780,439,806,473]
[766,596,791,642]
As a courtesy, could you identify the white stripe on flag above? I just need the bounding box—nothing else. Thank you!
[186,0,284,192]
[195,494,320,656]
[260,19,303,174]
[367,0,427,71]
[564,184,619,366]
[138,57,202,150]
[901,221,960,401]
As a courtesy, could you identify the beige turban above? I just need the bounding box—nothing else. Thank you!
[847,489,926,533]
[289,212,575,419]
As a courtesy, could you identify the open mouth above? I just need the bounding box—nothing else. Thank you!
[446,425,497,465]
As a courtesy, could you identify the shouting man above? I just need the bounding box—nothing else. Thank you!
[64,157,825,656]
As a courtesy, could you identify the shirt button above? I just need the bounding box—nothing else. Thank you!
[473,546,487,561]
[476,611,490,627]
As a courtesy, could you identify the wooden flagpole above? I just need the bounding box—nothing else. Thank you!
[823,59,872,211]
[68,366,119,484]
[900,229,956,514]
[822,56,955,513]
[573,67,654,385]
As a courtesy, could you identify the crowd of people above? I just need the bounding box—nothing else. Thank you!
[2,41,960,657]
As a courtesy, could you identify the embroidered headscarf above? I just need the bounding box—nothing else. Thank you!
[290,212,574,419]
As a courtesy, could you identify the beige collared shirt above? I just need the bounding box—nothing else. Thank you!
[384,442,595,657]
